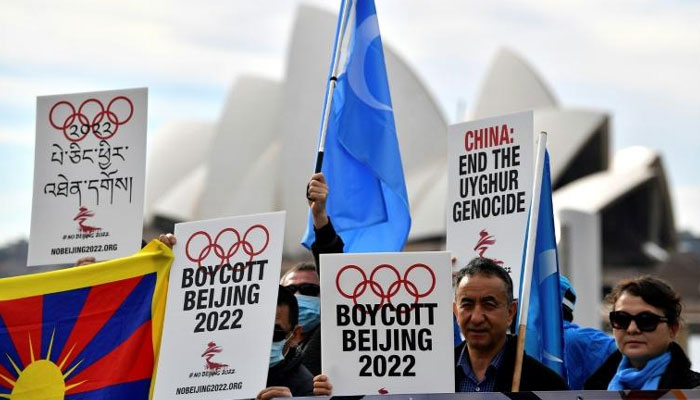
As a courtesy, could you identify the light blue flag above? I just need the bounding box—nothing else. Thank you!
[517,151,566,377]
[301,0,411,252]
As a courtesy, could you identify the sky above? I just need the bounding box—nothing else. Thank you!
[1,0,699,245]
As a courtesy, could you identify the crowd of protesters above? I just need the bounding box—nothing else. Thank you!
[78,172,700,396]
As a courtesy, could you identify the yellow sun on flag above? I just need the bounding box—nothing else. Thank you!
[0,330,84,400]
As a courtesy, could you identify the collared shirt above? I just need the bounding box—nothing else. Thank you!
[456,343,506,392]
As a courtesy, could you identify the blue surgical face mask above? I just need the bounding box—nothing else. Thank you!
[269,338,287,367]
[296,295,321,332]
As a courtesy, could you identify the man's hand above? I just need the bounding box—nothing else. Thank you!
[313,374,333,396]
[307,173,329,229]
[75,256,96,267]
[256,386,292,400]
[158,233,177,249]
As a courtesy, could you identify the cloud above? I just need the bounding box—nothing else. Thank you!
[0,0,288,88]
[0,127,34,147]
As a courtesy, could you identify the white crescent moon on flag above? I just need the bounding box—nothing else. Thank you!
[347,15,393,112]
[538,249,558,284]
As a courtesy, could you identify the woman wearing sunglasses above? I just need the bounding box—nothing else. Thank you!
[585,276,700,390]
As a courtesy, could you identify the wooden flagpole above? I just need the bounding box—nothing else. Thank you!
[511,131,548,391]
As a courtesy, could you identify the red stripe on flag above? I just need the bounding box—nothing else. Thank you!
[0,296,43,369]
[57,276,142,369]
[66,320,154,394]
[0,363,17,389]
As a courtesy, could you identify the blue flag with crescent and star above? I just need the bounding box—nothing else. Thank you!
[301,0,411,252]
[517,151,566,378]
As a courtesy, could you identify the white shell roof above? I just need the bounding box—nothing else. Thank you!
[553,147,663,214]
[146,5,449,255]
[145,6,673,258]
[145,121,215,222]
[152,164,207,222]
[197,76,282,220]
[534,107,608,184]
[276,5,448,254]
[471,48,557,119]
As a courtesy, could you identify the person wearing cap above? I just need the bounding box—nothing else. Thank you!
[560,275,617,390]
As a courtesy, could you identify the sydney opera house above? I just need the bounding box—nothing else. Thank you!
[1,6,697,335]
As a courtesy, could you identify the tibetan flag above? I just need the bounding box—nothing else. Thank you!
[517,151,566,377]
[301,0,411,252]
[0,240,172,399]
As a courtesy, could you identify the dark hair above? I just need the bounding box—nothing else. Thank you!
[277,285,299,328]
[455,257,513,304]
[607,276,682,326]
[281,262,318,281]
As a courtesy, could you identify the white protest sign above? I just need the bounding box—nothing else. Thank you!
[28,88,147,266]
[320,252,455,395]
[446,110,533,289]
[153,211,285,400]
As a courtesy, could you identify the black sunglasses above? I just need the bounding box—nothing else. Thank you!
[609,311,669,332]
[284,283,320,297]
[273,324,291,342]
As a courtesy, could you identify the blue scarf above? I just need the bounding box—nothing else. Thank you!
[608,351,671,390]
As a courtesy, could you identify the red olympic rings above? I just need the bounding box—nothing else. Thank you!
[335,263,436,306]
[185,224,269,267]
[49,96,134,142]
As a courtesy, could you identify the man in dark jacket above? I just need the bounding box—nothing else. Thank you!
[454,258,568,392]
[257,286,314,400]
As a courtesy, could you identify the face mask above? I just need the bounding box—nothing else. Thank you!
[269,338,287,367]
[296,295,321,332]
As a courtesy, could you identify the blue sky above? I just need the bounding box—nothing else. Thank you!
[1,0,699,245]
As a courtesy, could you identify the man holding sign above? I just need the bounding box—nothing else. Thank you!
[453,258,567,392]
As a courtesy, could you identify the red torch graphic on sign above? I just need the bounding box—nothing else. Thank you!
[73,206,101,233]
[473,229,503,265]
[201,341,229,370]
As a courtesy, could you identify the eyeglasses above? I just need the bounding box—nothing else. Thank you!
[273,324,291,342]
[609,311,669,332]
[284,283,320,297]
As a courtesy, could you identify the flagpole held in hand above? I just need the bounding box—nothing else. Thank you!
[314,0,352,173]
[512,131,548,392]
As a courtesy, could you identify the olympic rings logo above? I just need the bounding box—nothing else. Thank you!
[49,97,134,142]
[335,263,436,306]
[185,225,269,267]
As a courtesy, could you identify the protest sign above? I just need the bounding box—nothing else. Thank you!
[153,212,284,400]
[320,252,454,395]
[446,111,533,289]
[28,88,148,266]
